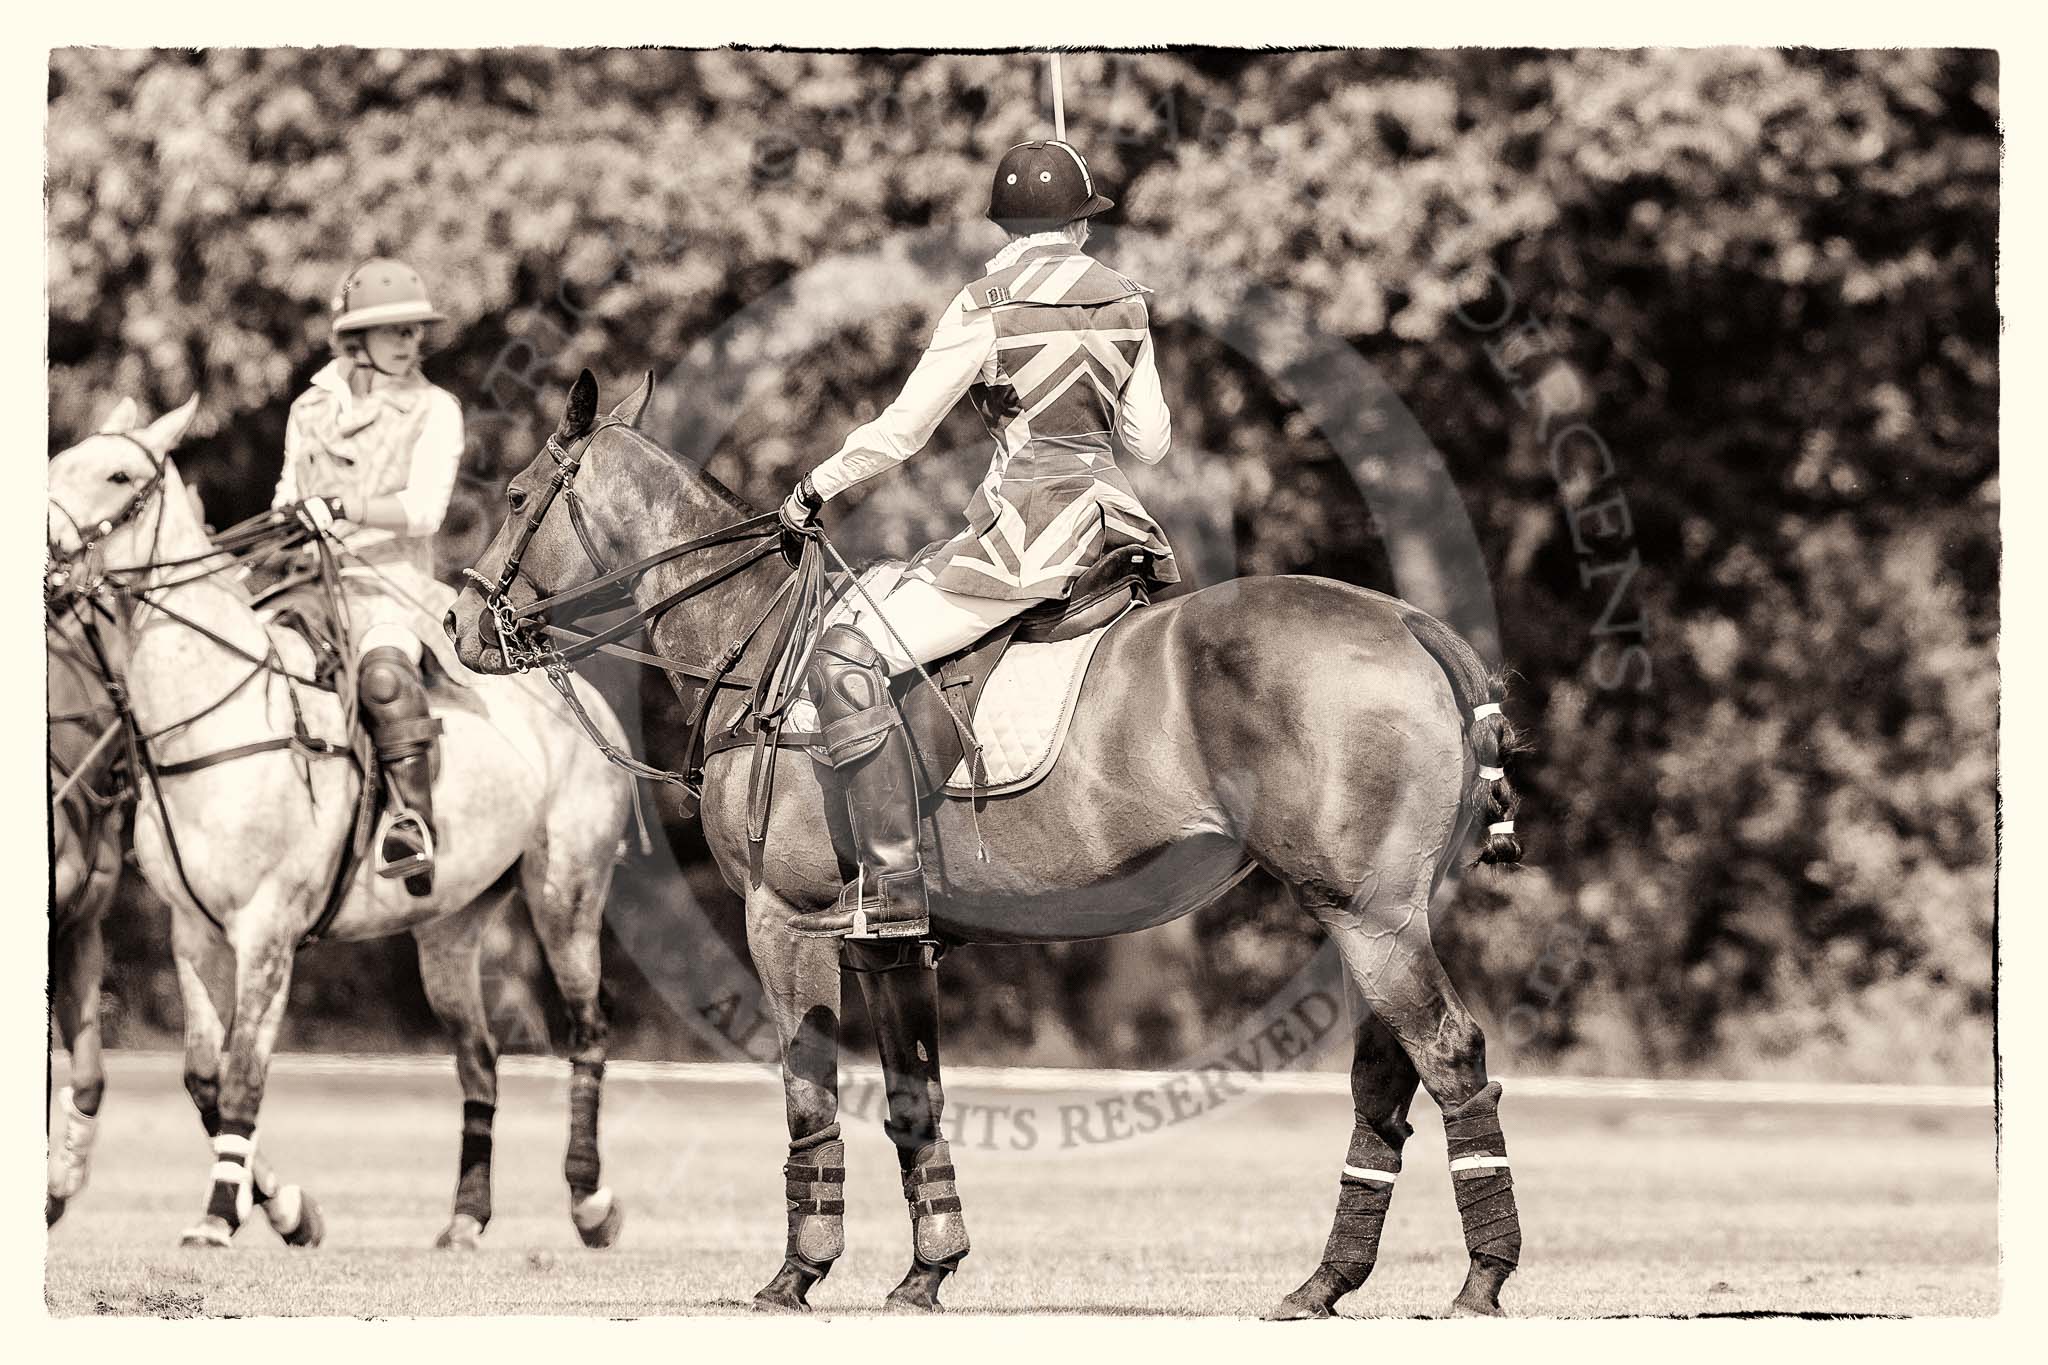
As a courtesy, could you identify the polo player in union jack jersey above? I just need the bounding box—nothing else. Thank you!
[778,139,1177,939]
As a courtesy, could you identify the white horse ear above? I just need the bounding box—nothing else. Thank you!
[98,397,140,434]
[135,394,201,455]
[609,370,656,428]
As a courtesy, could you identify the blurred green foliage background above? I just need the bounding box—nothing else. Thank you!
[47,48,1997,1080]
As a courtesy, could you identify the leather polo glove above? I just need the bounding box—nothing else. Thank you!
[293,495,349,537]
[778,475,823,568]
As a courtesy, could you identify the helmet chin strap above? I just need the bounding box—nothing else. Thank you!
[340,336,413,386]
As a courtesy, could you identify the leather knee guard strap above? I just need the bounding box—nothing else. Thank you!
[1442,1080,1522,1267]
[783,1126,845,1267]
[902,1138,969,1266]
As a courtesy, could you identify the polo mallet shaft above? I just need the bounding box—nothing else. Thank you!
[1050,53,1065,141]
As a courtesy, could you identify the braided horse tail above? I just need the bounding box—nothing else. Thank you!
[1395,605,1524,866]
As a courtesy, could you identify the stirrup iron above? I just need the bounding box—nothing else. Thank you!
[375,806,435,881]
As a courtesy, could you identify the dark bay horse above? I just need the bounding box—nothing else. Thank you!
[448,371,1528,1317]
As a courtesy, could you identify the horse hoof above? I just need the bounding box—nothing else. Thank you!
[1444,1297,1504,1318]
[752,1257,825,1313]
[179,1216,234,1249]
[884,1260,953,1313]
[46,1195,66,1228]
[281,1190,324,1248]
[571,1188,624,1249]
[1262,1293,1334,1321]
[436,1212,484,1250]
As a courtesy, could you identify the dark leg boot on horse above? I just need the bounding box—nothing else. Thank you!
[755,1126,845,1312]
[889,1137,969,1312]
[1442,1080,1522,1316]
[1269,1116,1412,1319]
[361,646,444,897]
[789,626,929,940]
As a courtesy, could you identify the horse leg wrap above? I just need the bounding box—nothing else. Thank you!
[784,1127,845,1268]
[565,1063,603,1200]
[456,1100,495,1225]
[48,1087,99,1201]
[1319,1122,1407,1291]
[205,1123,256,1230]
[1442,1081,1522,1268]
[902,1138,969,1267]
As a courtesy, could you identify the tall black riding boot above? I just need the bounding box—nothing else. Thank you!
[359,645,443,898]
[789,625,929,940]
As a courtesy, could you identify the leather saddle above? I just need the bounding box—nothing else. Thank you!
[891,547,1164,803]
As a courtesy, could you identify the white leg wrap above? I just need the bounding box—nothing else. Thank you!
[48,1087,98,1199]
[211,1133,256,1224]
[571,1186,615,1232]
[265,1184,305,1235]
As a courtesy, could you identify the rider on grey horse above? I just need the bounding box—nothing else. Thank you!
[273,259,465,896]
[778,140,1177,940]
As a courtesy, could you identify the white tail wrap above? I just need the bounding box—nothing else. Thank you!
[1478,765,1505,781]
[1489,821,1516,835]
[1471,702,1502,721]
[1342,1164,1398,1184]
[1449,1154,1511,1173]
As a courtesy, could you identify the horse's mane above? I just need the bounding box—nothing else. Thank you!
[609,422,757,520]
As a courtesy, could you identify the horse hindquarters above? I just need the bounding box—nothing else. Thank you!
[1240,602,1521,1316]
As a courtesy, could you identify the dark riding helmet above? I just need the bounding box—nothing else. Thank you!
[987,140,1115,235]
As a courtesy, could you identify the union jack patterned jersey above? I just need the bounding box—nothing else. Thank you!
[805,241,1177,602]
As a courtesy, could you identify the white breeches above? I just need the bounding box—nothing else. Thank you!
[342,567,430,665]
[835,576,1033,677]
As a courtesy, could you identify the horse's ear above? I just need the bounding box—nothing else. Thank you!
[559,369,599,439]
[135,394,201,455]
[98,397,140,434]
[609,370,656,428]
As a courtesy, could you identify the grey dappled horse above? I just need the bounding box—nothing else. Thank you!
[47,397,633,1253]
[449,371,1528,1317]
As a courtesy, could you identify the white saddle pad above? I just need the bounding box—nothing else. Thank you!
[942,622,1116,796]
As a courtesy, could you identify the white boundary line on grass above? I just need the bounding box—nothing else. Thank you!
[75,1050,1995,1110]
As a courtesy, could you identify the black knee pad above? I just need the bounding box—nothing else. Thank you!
[359,647,419,707]
[810,625,898,762]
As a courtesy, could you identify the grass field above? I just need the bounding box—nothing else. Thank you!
[45,1052,1997,1319]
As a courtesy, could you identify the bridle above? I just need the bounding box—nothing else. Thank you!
[454,415,838,817]
[460,415,630,670]
[459,415,793,683]
[47,432,171,598]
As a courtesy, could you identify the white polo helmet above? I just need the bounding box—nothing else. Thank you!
[330,258,447,334]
